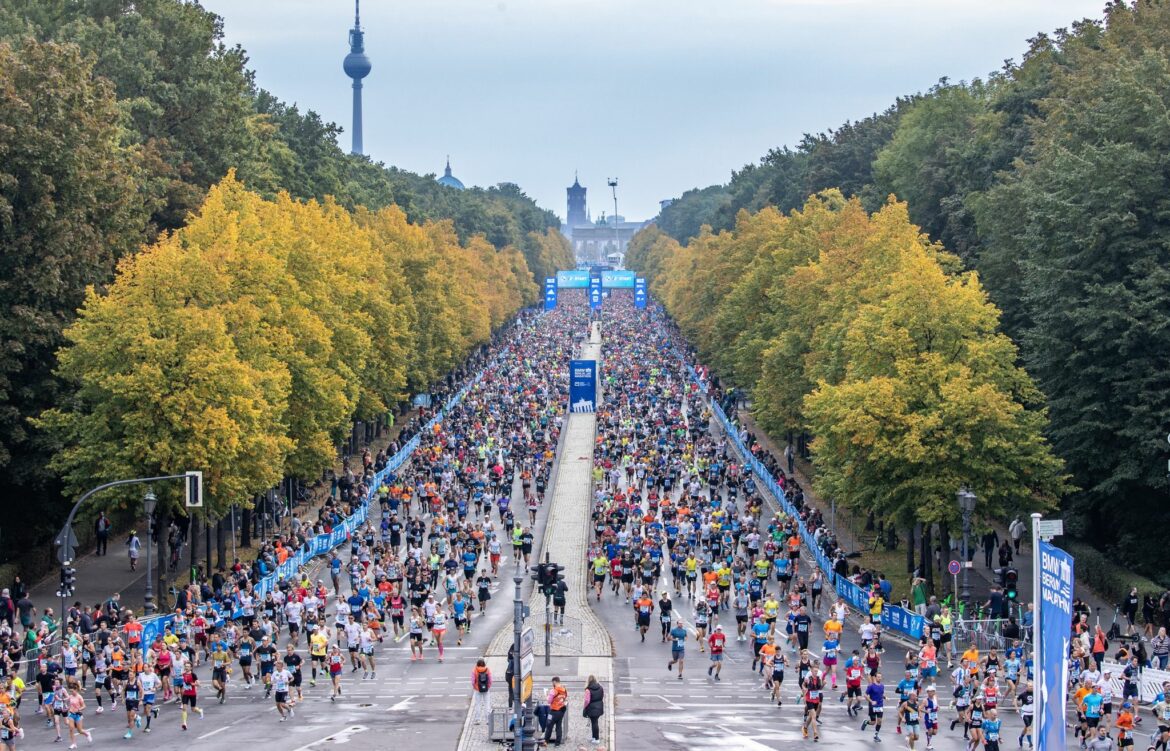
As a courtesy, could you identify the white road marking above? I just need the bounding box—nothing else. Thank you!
[197,726,231,740]
[389,696,415,710]
[288,725,369,751]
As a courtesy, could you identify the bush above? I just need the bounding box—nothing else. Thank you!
[0,563,17,589]
[1062,540,1164,607]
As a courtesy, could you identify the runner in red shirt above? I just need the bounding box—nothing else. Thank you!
[707,625,727,681]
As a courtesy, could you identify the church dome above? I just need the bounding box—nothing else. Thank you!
[437,157,464,190]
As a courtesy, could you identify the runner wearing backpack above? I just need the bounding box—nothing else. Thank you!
[471,659,492,725]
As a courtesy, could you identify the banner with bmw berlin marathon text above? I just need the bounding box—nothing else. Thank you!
[543,277,557,310]
[556,269,590,288]
[569,359,597,413]
[634,277,647,309]
[1038,541,1074,751]
[589,275,602,309]
[601,270,636,288]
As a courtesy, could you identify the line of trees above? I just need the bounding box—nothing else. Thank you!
[629,194,1070,575]
[0,0,573,574]
[36,173,539,523]
[648,1,1170,582]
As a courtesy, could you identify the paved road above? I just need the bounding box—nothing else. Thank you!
[16,492,537,751]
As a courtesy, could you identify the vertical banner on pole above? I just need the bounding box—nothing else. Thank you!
[589,275,602,310]
[634,277,647,309]
[1037,540,1074,751]
[543,277,557,310]
[569,359,596,413]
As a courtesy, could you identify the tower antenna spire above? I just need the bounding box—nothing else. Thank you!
[355,0,361,28]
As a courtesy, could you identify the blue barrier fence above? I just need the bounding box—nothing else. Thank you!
[683,361,924,640]
[136,361,493,647]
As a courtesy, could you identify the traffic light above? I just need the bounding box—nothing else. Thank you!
[531,562,565,597]
[58,565,76,597]
[1004,567,1018,600]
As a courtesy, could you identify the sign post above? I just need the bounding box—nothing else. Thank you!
[948,559,960,601]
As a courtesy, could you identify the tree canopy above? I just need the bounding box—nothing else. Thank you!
[37,175,538,520]
[646,1,1170,581]
[632,192,1068,537]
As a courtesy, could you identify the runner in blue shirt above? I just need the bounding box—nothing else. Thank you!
[667,621,688,679]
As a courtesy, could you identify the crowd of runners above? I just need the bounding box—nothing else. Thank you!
[0,296,592,748]
[581,295,1170,751]
[2,289,1169,751]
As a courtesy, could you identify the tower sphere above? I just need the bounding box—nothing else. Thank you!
[344,51,371,80]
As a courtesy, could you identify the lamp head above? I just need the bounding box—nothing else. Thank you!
[143,490,158,516]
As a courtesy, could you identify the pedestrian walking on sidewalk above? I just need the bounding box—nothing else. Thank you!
[471,659,492,724]
[582,675,604,746]
[1009,517,1026,555]
[126,531,141,572]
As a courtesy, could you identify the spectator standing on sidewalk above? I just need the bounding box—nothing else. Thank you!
[582,674,604,746]
[94,513,111,556]
[470,658,492,724]
[543,676,568,746]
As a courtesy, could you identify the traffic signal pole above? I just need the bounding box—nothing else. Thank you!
[544,552,551,666]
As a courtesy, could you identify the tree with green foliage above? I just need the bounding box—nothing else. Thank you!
[0,37,149,548]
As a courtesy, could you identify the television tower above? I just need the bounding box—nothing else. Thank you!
[342,0,372,155]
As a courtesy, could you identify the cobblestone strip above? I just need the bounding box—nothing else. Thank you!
[459,325,615,750]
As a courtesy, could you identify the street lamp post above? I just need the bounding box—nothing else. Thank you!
[143,490,158,615]
[957,488,977,610]
[607,178,619,265]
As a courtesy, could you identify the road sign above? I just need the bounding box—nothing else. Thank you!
[520,652,534,677]
[1037,519,1064,540]
[521,626,535,655]
[55,524,78,564]
[520,673,533,703]
[948,559,961,576]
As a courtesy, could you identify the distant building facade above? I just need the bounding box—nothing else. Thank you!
[561,175,650,265]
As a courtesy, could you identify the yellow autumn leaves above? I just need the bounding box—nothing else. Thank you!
[628,191,1069,528]
[37,174,543,516]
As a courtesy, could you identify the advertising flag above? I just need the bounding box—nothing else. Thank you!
[1037,541,1074,751]
[543,277,557,310]
[634,277,647,309]
[569,360,596,413]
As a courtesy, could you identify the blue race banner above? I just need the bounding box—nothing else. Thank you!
[569,359,596,413]
[601,270,636,288]
[881,605,925,639]
[634,277,647,309]
[589,276,602,310]
[543,277,557,310]
[1038,541,1074,751]
[556,270,590,288]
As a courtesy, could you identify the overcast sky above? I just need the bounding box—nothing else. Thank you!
[200,0,1107,222]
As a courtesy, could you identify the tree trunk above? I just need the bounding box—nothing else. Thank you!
[907,524,919,575]
[922,524,933,591]
[215,516,226,570]
[157,506,170,610]
[939,521,951,594]
[240,506,252,549]
[189,514,198,581]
